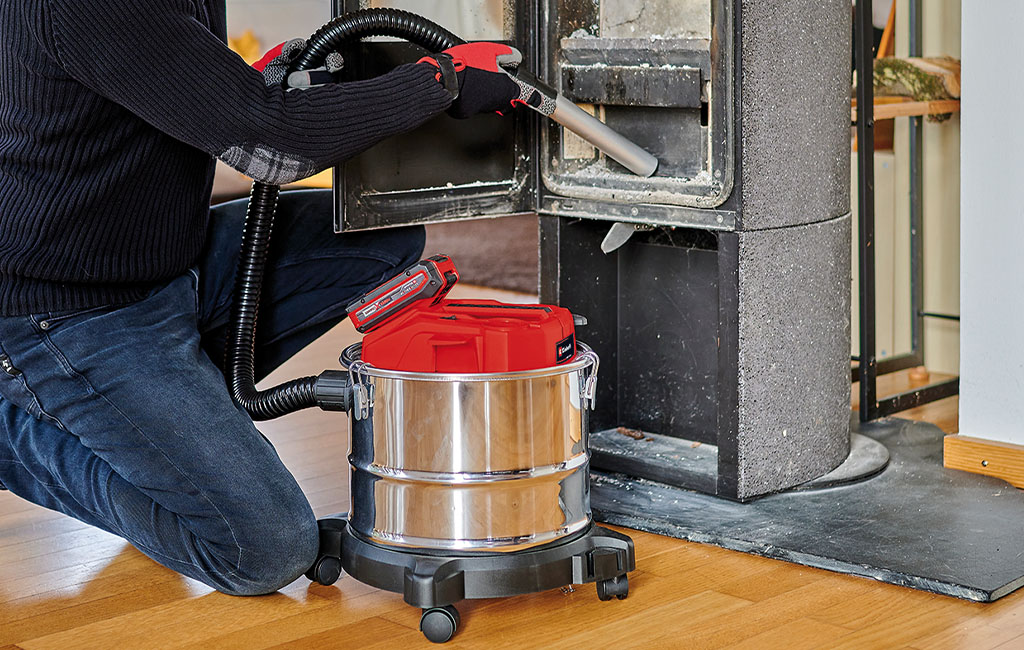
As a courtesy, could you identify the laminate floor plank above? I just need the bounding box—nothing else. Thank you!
[711,562,830,603]
[177,596,392,650]
[0,551,158,606]
[268,616,421,649]
[908,619,1024,650]
[435,589,753,650]
[808,582,977,630]
[0,514,93,548]
[0,536,134,583]
[2,525,123,563]
[992,634,1024,649]
[823,602,990,650]
[2,582,192,647]
[638,578,874,649]
[17,590,329,650]
[723,616,852,650]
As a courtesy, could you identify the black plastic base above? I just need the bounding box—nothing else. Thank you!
[308,518,635,642]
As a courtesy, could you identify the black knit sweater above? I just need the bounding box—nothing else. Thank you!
[0,0,452,315]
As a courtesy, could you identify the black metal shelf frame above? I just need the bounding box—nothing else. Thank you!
[854,0,960,421]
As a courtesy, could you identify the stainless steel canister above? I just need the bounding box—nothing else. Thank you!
[341,343,599,553]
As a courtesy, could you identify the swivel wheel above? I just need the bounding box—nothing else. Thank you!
[305,555,342,586]
[420,605,460,644]
[597,574,629,601]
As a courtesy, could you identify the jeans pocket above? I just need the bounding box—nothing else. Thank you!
[34,303,116,331]
[0,343,46,422]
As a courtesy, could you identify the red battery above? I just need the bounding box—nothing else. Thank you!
[361,300,578,373]
[346,255,459,333]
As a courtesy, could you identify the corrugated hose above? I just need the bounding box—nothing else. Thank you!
[226,9,463,420]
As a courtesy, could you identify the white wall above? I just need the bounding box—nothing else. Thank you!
[959,0,1024,445]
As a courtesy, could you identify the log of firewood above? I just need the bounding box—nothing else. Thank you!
[873,56,961,121]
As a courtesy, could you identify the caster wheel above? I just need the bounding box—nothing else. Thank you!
[597,574,629,601]
[420,605,460,644]
[305,556,342,586]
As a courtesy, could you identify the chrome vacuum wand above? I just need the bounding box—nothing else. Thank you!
[511,68,660,177]
[551,94,660,177]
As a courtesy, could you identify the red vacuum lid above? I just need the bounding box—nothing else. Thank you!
[361,299,577,373]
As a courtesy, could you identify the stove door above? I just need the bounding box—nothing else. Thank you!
[332,0,535,232]
[538,0,736,230]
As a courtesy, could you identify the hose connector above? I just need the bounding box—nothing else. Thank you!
[315,371,354,412]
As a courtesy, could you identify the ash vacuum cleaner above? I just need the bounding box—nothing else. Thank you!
[224,9,643,643]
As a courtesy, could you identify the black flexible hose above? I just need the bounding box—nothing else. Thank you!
[226,9,462,420]
[227,181,319,420]
[292,8,464,72]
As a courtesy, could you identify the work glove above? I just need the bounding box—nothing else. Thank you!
[252,39,344,88]
[419,43,554,119]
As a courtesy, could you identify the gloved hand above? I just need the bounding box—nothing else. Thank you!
[252,39,344,88]
[252,39,306,86]
[419,43,552,119]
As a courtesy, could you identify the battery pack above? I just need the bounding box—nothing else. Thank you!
[361,300,577,373]
[346,255,459,333]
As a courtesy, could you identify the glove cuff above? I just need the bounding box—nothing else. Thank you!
[417,54,460,100]
[434,53,460,100]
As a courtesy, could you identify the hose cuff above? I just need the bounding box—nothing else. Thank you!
[315,371,354,412]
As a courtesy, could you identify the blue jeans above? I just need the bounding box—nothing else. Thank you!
[0,189,424,595]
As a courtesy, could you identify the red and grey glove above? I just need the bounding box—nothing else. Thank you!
[252,39,343,88]
[419,43,554,119]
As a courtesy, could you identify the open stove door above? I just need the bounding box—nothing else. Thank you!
[537,0,735,231]
[332,0,735,233]
[331,0,536,232]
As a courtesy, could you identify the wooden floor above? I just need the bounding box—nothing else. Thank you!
[1,286,1019,649]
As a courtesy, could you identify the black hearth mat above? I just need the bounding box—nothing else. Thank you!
[592,417,1024,602]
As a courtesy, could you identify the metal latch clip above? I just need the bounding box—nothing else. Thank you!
[348,360,374,420]
[580,350,600,410]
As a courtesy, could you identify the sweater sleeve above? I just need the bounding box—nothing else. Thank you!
[44,0,454,183]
